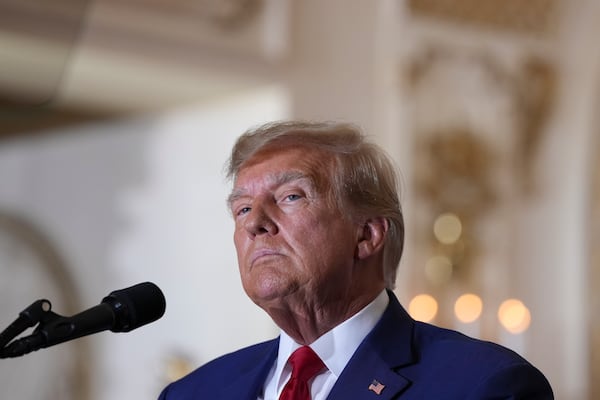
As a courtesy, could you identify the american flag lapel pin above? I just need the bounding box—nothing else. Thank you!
[368,379,385,395]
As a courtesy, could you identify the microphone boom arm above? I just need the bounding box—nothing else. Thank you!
[0,282,165,359]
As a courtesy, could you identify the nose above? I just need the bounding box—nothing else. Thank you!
[243,205,278,237]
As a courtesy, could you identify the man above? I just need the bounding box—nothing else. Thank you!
[159,121,553,399]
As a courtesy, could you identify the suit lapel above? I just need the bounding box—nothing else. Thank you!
[216,292,417,400]
[219,338,279,400]
[326,291,416,400]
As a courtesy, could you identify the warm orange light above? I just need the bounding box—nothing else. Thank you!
[454,293,483,323]
[408,294,438,323]
[498,299,531,334]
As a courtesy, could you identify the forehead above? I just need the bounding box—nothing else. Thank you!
[232,147,330,193]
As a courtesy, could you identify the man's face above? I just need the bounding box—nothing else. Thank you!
[229,147,361,310]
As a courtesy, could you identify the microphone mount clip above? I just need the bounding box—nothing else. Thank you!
[0,299,69,358]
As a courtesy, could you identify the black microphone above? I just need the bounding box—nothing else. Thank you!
[0,282,166,358]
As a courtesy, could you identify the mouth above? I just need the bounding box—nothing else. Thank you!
[250,249,282,267]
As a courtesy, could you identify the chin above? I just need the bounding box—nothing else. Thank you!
[245,277,298,307]
[249,285,285,305]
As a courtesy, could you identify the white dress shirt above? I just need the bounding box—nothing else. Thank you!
[258,290,389,400]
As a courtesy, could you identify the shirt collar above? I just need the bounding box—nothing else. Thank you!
[274,290,389,382]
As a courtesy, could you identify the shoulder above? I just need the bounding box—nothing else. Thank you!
[414,321,525,365]
[407,322,553,398]
[158,339,278,400]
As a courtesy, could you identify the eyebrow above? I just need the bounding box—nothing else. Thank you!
[227,170,314,208]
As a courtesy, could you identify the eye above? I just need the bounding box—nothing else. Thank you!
[235,206,251,216]
[285,194,301,201]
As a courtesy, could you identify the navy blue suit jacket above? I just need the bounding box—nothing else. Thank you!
[158,291,553,399]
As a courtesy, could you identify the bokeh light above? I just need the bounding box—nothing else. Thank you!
[408,294,438,322]
[433,212,462,244]
[454,293,483,323]
[498,299,531,334]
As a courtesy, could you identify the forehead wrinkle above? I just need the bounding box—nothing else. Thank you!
[228,170,314,207]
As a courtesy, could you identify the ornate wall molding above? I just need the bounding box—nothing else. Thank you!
[408,46,555,194]
[407,0,558,37]
[404,42,556,334]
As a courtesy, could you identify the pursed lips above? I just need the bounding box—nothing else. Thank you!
[250,248,283,267]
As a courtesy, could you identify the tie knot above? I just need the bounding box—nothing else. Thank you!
[288,346,325,382]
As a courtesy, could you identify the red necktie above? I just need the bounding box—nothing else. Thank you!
[279,346,326,400]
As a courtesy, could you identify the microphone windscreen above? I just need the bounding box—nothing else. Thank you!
[103,282,166,332]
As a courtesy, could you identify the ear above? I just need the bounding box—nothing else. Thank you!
[356,217,389,260]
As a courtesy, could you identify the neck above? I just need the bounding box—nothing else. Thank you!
[265,285,384,345]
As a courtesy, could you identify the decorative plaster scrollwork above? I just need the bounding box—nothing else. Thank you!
[406,45,556,332]
[409,47,556,194]
[407,0,558,37]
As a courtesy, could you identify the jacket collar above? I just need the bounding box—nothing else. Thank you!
[325,290,416,399]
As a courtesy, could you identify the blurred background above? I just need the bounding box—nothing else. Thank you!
[0,0,598,399]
